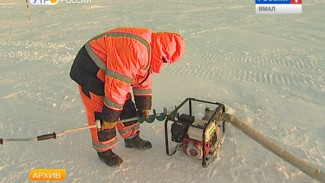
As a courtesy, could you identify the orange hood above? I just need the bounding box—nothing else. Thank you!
[151,32,185,73]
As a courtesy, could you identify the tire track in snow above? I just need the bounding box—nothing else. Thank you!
[171,65,324,88]
[183,49,322,71]
[172,50,325,88]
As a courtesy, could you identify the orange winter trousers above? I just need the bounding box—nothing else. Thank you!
[78,86,140,152]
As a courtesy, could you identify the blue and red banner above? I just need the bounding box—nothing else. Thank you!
[255,0,302,14]
[256,0,302,4]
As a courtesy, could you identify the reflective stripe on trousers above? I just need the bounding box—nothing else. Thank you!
[78,85,140,152]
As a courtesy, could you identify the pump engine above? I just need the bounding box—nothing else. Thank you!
[165,98,226,167]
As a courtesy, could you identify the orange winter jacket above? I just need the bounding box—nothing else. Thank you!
[70,27,185,122]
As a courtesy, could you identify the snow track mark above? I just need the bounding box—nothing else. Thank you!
[170,49,325,88]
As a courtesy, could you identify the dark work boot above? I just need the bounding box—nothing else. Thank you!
[124,134,152,150]
[97,149,123,167]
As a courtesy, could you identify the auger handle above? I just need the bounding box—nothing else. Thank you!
[0,122,100,145]
[36,132,56,141]
[0,110,168,145]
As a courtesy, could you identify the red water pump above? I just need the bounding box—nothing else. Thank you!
[164,98,226,167]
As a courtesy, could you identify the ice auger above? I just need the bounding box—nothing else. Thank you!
[0,108,177,145]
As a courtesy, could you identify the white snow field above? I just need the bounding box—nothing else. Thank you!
[0,0,324,182]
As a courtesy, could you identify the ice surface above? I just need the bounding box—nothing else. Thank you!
[0,0,324,182]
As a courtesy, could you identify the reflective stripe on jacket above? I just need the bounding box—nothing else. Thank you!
[71,28,153,121]
[70,27,185,122]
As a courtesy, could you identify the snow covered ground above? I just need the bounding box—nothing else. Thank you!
[0,0,324,182]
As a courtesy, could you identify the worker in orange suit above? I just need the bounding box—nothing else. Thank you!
[70,27,185,167]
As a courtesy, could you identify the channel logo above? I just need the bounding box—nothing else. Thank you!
[30,0,58,5]
[256,0,302,14]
